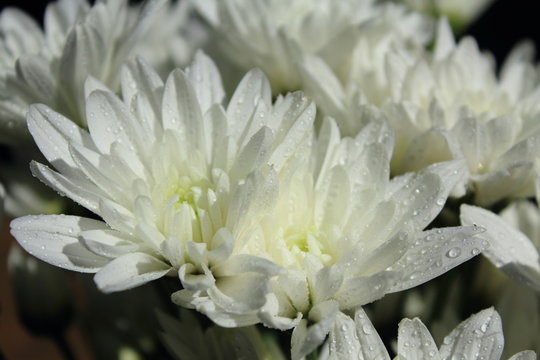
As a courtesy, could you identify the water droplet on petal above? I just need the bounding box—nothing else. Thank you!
[446,247,461,258]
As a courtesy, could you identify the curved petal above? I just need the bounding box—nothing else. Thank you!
[460,204,540,291]
[439,308,503,360]
[10,215,109,272]
[94,252,170,292]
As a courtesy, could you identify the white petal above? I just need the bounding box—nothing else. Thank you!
[333,272,390,309]
[389,225,486,292]
[439,308,503,360]
[208,273,271,313]
[171,289,260,328]
[27,104,93,177]
[460,204,540,290]
[30,161,103,212]
[353,308,390,360]
[212,254,283,277]
[120,57,163,109]
[79,229,138,258]
[227,69,272,141]
[161,69,205,152]
[291,301,339,360]
[179,263,215,291]
[508,351,537,360]
[59,24,105,119]
[186,50,225,114]
[434,18,456,61]
[94,252,170,292]
[15,55,57,104]
[311,265,344,304]
[328,312,361,360]
[397,318,440,360]
[268,98,315,172]
[10,215,109,272]
[86,90,144,154]
[230,127,274,181]
[83,75,110,100]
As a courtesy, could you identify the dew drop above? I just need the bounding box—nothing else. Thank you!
[446,247,461,258]
[362,324,372,335]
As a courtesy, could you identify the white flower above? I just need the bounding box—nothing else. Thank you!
[171,112,486,358]
[461,202,540,291]
[323,307,536,360]
[10,52,316,325]
[0,0,167,143]
[302,18,540,205]
[195,0,431,93]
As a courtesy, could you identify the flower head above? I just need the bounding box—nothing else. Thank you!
[11,52,315,323]
[0,0,168,143]
[196,0,431,93]
[302,18,540,205]
[172,109,488,358]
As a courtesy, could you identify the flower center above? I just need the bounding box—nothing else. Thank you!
[283,228,333,268]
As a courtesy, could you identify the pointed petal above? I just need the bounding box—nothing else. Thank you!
[186,50,225,114]
[398,318,441,360]
[439,308,504,360]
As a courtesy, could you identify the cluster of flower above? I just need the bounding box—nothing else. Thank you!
[1,0,539,359]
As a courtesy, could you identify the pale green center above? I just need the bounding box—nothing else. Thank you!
[283,227,333,268]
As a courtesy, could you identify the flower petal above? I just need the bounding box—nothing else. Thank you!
[94,252,170,292]
[460,204,540,290]
[10,215,109,272]
[439,308,504,360]
[398,318,440,360]
[389,225,486,292]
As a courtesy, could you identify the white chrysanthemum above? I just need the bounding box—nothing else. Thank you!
[172,112,487,358]
[0,0,167,144]
[461,201,540,291]
[302,18,540,205]
[11,53,316,322]
[195,0,431,93]
[323,307,536,360]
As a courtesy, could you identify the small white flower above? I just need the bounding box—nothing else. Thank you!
[0,0,167,143]
[324,307,536,360]
[461,202,540,291]
[195,0,431,93]
[10,53,315,327]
